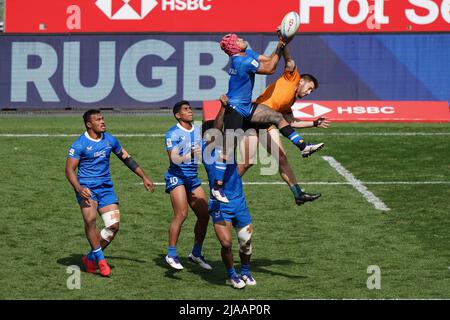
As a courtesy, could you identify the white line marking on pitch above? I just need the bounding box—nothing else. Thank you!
[0,133,165,137]
[322,156,391,212]
[138,181,450,186]
[0,132,449,138]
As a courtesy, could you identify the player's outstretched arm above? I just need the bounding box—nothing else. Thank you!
[284,114,331,129]
[115,148,155,192]
[214,95,228,131]
[256,40,286,75]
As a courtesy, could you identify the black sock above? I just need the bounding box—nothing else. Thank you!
[279,126,306,150]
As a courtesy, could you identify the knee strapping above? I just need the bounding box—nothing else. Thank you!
[237,224,253,255]
[100,210,120,242]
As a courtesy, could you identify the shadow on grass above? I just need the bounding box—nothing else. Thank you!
[153,254,307,287]
[57,253,146,273]
[152,254,186,281]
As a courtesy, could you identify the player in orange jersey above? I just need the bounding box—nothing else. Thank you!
[219,43,330,206]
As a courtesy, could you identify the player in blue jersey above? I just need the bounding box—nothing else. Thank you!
[211,33,324,203]
[65,109,155,277]
[202,124,256,289]
[164,101,212,271]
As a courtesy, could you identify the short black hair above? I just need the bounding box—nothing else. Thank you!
[83,109,101,126]
[301,74,319,89]
[172,100,190,120]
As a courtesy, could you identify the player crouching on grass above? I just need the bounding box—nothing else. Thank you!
[65,109,155,277]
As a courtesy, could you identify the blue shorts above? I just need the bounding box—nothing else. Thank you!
[228,102,255,119]
[76,180,118,209]
[165,172,202,194]
[209,197,252,228]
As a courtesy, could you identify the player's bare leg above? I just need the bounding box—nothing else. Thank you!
[213,221,245,289]
[166,185,189,270]
[80,199,111,276]
[262,129,321,205]
[99,203,120,250]
[237,132,258,177]
[237,224,256,285]
[187,186,212,269]
[263,128,297,186]
[80,199,100,250]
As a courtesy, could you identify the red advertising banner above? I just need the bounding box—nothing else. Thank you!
[203,101,450,122]
[5,0,450,33]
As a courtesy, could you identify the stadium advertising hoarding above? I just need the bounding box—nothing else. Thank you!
[4,0,450,33]
[203,101,450,122]
[0,33,449,111]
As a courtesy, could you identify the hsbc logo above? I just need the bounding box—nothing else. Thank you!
[95,0,212,20]
[291,102,332,118]
[95,0,158,20]
[291,102,397,119]
[337,106,396,114]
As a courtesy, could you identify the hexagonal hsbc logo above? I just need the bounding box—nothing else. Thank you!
[95,0,158,20]
[291,102,332,119]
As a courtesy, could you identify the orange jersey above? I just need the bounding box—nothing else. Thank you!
[255,68,300,114]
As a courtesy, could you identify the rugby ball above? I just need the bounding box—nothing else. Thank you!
[280,11,300,39]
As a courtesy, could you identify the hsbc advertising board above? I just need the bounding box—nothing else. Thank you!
[4,0,450,33]
[203,101,450,122]
[1,33,449,113]
[290,101,450,122]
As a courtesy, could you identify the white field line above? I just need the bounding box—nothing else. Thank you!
[0,133,165,137]
[322,156,391,212]
[0,132,449,138]
[138,181,450,186]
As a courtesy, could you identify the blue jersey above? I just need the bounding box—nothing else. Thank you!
[165,123,202,178]
[203,155,244,202]
[67,132,121,184]
[226,49,260,108]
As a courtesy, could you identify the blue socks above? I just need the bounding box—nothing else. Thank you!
[241,264,250,276]
[89,247,105,262]
[87,250,95,261]
[168,246,177,258]
[192,243,202,257]
[227,267,238,278]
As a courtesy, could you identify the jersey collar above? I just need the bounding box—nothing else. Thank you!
[84,131,103,142]
[176,123,195,133]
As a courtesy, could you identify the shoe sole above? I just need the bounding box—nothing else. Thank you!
[231,282,246,289]
[302,144,325,158]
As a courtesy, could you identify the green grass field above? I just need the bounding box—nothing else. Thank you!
[0,114,449,299]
